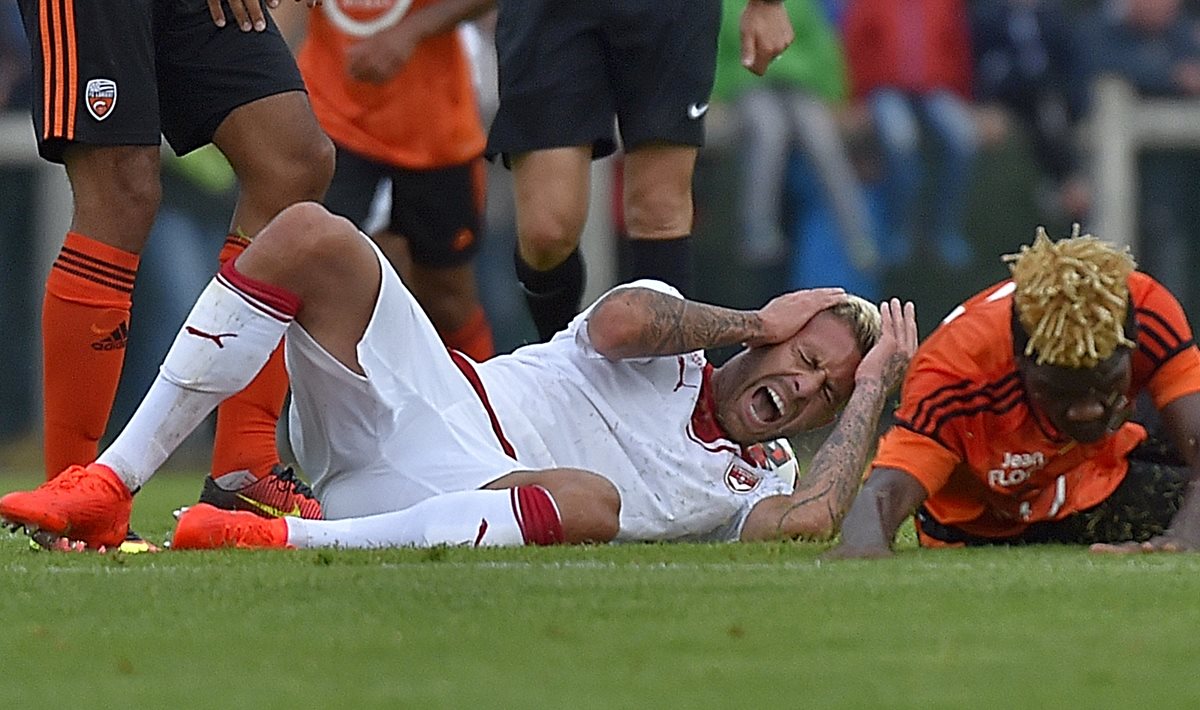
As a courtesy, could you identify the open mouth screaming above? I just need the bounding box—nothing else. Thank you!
[750,385,785,425]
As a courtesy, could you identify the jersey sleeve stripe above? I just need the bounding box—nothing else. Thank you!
[1136,307,1189,348]
[893,419,955,453]
[910,372,1021,432]
[906,377,1024,440]
[909,378,981,430]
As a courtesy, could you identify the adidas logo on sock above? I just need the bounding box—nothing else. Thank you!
[91,321,129,351]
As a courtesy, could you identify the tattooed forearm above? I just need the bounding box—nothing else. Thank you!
[776,379,887,538]
[596,288,763,358]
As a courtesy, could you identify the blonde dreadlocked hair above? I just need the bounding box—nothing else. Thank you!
[1002,225,1137,368]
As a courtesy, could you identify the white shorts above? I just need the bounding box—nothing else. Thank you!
[283,235,523,519]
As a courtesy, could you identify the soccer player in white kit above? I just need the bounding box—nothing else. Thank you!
[0,202,918,551]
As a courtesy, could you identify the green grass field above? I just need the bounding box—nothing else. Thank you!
[3,471,1200,709]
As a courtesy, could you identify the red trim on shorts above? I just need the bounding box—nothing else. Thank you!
[217,257,302,319]
[448,349,516,458]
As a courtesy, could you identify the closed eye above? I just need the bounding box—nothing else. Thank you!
[799,349,836,404]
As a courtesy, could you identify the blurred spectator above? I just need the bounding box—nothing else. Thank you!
[843,0,979,270]
[712,0,879,282]
[0,2,30,111]
[1080,0,1200,312]
[971,0,1090,223]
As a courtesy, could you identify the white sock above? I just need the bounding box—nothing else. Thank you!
[285,488,558,548]
[99,275,294,490]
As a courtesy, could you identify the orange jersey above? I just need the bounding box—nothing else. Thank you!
[297,0,485,169]
[873,272,1200,539]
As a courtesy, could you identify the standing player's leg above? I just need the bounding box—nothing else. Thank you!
[621,144,697,293]
[43,146,161,478]
[207,90,334,487]
[509,147,592,341]
[486,1,615,340]
[155,0,334,503]
[15,0,164,478]
[605,0,722,297]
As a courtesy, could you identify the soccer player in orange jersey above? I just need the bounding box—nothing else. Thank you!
[830,227,1200,558]
[297,0,496,361]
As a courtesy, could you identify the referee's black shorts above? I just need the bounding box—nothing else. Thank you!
[486,0,720,164]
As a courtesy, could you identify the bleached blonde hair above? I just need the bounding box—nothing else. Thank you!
[1002,225,1136,368]
[827,294,881,358]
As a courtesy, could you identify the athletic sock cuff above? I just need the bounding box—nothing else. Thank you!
[625,235,692,294]
[48,232,140,305]
[514,485,565,546]
[217,258,302,319]
[514,248,584,296]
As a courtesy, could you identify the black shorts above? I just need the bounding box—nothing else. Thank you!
[322,145,485,268]
[18,0,304,163]
[916,437,1190,547]
[485,0,720,163]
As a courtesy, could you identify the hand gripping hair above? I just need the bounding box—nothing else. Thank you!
[1002,225,1137,368]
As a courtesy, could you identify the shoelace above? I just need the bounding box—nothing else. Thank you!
[46,466,95,490]
[271,466,316,500]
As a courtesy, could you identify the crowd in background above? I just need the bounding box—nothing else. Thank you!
[4,0,1200,450]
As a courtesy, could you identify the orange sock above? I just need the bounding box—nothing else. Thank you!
[210,235,288,480]
[42,232,139,479]
[441,306,495,361]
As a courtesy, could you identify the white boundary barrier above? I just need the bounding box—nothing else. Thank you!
[1089,76,1200,250]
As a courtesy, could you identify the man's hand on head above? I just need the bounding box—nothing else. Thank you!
[855,298,917,391]
[745,287,847,348]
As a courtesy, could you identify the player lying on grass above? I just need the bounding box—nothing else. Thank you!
[0,202,916,550]
[828,227,1200,559]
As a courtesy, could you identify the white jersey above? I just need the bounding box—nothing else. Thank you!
[473,281,795,542]
[285,240,795,542]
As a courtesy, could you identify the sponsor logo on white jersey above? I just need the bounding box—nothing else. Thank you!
[85,78,116,121]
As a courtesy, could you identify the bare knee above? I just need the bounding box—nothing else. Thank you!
[623,181,692,238]
[622,146,696,238]
[248,130,335,205]
[512,149,590,267]
[238,202,367,289]
[516,204,587,268]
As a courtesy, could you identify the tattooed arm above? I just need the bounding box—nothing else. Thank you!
[739,300,918,542]
[586,285,848,360]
